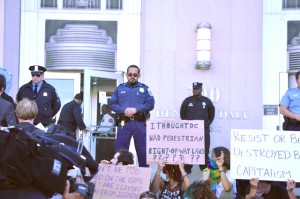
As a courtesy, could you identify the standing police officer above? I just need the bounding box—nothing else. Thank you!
[280,70,300,131]
[180,82,215,174]
[109,65,155,167]
[16,65,61,127]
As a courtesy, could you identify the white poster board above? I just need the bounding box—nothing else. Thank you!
[146,120,205,164]
[91,164,151,199]
[231,129,300,181]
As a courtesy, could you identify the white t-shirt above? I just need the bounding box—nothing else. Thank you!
[98,113,115,133]
[215,170,237,198]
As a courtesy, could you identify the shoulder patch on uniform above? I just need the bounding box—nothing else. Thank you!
[148,88,153,96]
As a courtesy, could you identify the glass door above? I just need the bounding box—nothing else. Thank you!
[44,72,81,122]
[82,69,124,159]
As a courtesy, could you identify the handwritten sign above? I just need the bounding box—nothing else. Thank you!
[231,129,300,181]
[91,165,151,199]
[146,120,205,164]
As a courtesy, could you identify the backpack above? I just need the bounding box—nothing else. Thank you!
[0,127,98,197]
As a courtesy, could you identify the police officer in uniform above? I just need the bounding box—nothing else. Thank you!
[57,92,89,139]
[180,82,215,174]
[109,65,155,167]
[97,104,115,134]
[280,70,300,131]
[16,65,61,127]
[279,70,300,189]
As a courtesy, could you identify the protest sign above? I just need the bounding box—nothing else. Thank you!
[231,129,300,181]
[146,120,204,164]
[91,164,151,199]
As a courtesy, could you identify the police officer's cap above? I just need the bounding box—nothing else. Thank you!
[29,65,47,73]
[193,82,203,89]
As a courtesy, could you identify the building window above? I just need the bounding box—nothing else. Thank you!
[41,0,123,10]
[282,0,300,9]
[64,0,100,9]
[106,0,122,10]
[41,0,57,8]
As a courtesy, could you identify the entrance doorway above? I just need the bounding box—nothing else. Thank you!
[44,70,124,159]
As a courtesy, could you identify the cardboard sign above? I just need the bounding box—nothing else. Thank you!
[146,120,205,164]
[91,164,151,199]
[231,129,300,181]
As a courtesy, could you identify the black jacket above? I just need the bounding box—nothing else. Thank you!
[1,92,15,108]
[180,95,215,128]
[16,122,45,137]
[57,100,86,132]
[16,80,61,126]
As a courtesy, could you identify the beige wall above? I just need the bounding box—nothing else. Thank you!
[141,0,263,149]
[3,0,268,151]
[0,0,4,66]
[1,0,20,100]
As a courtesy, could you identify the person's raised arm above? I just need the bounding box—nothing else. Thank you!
[245,178,259,199]
[216,151,232,192]
[150,161,165,193]
[286,179,297,199]
[175,159,191,190]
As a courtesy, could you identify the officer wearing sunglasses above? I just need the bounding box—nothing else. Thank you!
[16,65,61,127]
[109,65,155,167]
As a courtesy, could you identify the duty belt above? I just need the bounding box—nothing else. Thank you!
[116,113,146,122]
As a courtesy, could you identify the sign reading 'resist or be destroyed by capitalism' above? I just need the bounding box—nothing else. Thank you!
[146,120,204,164]
[231,129,300,181]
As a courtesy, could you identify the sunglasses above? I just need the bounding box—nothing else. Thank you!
[127,73,139,77]
[31,73,42,77]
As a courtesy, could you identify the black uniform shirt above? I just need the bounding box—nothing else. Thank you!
[16,80,61,125]
[180,95,215,128]
[58,100,86,132]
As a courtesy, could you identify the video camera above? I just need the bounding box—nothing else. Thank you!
[68,167,95,199]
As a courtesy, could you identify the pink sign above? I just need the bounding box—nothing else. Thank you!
[146,120,205,164]
[91,164,151,199]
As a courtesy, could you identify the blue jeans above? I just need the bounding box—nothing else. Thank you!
[115,121,147,167]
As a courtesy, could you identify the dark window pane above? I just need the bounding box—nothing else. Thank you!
[282,0,300,9]
[64,0,101,9]
[41,0,57,8]
[106,0,122,10]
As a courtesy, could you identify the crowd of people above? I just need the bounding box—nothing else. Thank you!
[100,148,298,199]
[0,65,299,199]
[0,66,92,198]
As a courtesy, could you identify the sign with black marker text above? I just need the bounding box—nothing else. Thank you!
[91,164,151,199]
[231,129,300,181]
[146,120,205,164]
